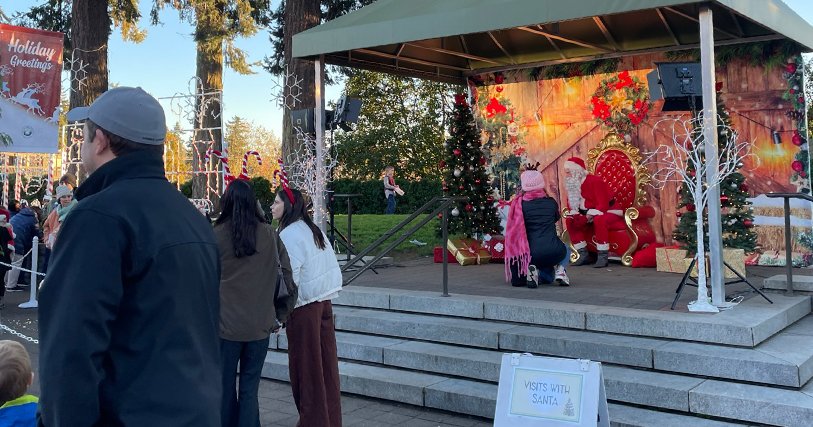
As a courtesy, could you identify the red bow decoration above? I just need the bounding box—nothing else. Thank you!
[205,149,235,184]
[274,159,296,204]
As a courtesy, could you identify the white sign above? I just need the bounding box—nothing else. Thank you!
[494,353,609,427]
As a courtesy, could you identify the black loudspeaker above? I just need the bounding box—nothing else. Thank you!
[291,109,315,133]
[334,95,362,131]
[648,62,703,111]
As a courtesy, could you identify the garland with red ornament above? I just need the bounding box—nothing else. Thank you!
[590,71,651,137]
[782,55,811,193]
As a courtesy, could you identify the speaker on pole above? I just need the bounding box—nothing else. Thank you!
[647,62,703,111]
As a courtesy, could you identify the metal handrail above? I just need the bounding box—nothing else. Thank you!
[341,196,467,295]
[765,192,813,296]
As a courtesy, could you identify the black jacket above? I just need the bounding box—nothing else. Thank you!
[522,196,567,266]
[38,152,221,426]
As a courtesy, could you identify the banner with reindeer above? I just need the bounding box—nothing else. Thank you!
[0,23,63,153]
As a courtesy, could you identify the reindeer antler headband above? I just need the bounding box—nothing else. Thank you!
[524,162,541,171]
[274,158,296,204]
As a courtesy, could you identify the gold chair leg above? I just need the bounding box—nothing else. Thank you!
[560,208,580,264]
[622,207,640,266]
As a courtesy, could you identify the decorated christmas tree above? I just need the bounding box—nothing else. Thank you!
[673,95,757,252]
[441,94,501,237]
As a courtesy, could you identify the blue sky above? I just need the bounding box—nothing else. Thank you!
[6,0,813,136]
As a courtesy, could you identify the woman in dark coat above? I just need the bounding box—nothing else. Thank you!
[505,165,570,288]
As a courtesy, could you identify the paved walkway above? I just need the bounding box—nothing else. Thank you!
[0,290,490,427]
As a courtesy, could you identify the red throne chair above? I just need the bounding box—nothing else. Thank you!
[562,133,657,266]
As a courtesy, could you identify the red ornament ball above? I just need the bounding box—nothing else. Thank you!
[458,185,465,190]
[803,171,809,178]
[787,62,798,74]
[740,183,749,192]
[495,86,504,93]
[790,89,796,95]
[743,219,754,228]
[792,160,804,172]
[689,170,696,177]
[439,160,446,168]
[453,148,462,156]
[799,96,805,104]
[465,204,474,212]
[793,132,804,146]
[686,203,696,212]
[494,74,505,84]
[720,195,729,204]
[676,211,682,218]
[475,179,481,185]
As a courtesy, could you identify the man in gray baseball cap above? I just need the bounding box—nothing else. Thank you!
[38,87,222,426]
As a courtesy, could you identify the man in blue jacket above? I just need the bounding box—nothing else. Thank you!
[38,87,222,426]
[5,200,39,292]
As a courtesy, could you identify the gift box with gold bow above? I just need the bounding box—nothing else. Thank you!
[446,238,491,266]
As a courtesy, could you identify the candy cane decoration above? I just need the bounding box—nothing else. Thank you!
[45,156,54,201]
[13,161,21,203]
[237,150,263,180]
[205,149,234,184]
[274,158,295,203]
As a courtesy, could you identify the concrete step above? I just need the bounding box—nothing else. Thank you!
[764,274,813,292]
[261,352,752,425]
[334,286,811,346]
[332,307,813,387]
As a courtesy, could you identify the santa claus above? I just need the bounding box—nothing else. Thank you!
[563,157,625,267]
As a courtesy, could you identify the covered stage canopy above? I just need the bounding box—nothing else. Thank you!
[293,0,813,84]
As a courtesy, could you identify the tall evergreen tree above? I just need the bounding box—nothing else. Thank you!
[151,0,272,199]
[673,96,757,252]
[442,95,501,238]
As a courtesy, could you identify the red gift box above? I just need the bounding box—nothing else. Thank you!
[433,246,456,263]
[481,235,505,263]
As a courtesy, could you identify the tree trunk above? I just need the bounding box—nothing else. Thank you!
[69,0,109,180]
[282,0,320,162]
[191,2,225,203]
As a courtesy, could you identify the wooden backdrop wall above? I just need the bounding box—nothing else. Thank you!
[474,52,802,246]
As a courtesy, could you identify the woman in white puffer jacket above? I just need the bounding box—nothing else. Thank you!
[271,187,342,427]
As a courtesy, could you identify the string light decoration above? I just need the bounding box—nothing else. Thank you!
[645,115,757,312]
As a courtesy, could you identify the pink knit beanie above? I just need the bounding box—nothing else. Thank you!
[520,170,545,192]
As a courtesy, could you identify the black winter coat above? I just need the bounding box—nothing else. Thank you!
[522,197,567,266]
[38,152,221,426]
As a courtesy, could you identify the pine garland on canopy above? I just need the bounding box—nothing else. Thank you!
[441,94,501,238]
[673,93,757,252]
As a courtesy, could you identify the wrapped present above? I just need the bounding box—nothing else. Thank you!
[433,246,456,263]
[446,238,491,266]
[656,246,687,273]
[686,248,746,279]
[481,234,505,263]
[757,251,813,267]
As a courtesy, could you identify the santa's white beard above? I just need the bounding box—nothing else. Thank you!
[565,173,584,210]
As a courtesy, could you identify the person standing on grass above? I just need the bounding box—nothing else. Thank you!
[271,187,343,427]
[38,87,221,426]
[214,179,296,427]
[383,165,401,214]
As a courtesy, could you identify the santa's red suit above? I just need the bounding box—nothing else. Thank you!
[564,157,625,253]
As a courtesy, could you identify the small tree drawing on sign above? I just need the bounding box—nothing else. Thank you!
[645,116,756,313]
[563,398,575,417]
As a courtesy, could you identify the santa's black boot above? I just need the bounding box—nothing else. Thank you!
[593,251,609,268]
[572,248,590,266]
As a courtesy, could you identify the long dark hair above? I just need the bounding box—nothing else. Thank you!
[277,188,326,250]
[215,180,265,257]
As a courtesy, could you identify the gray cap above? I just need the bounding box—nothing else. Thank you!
[66,86,166,145]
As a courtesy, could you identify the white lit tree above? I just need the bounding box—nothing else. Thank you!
[645,116,757,312]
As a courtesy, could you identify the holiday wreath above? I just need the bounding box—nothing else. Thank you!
[590,71,651,137]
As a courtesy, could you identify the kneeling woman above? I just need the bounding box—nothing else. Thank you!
[271,187,343,427]
[505,165,570,287]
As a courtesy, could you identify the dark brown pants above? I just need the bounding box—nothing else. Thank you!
[286,300,342,427]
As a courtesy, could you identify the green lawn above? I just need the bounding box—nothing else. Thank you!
[331,214,442,260]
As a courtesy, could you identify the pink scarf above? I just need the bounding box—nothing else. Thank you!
[504,190,547,282]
